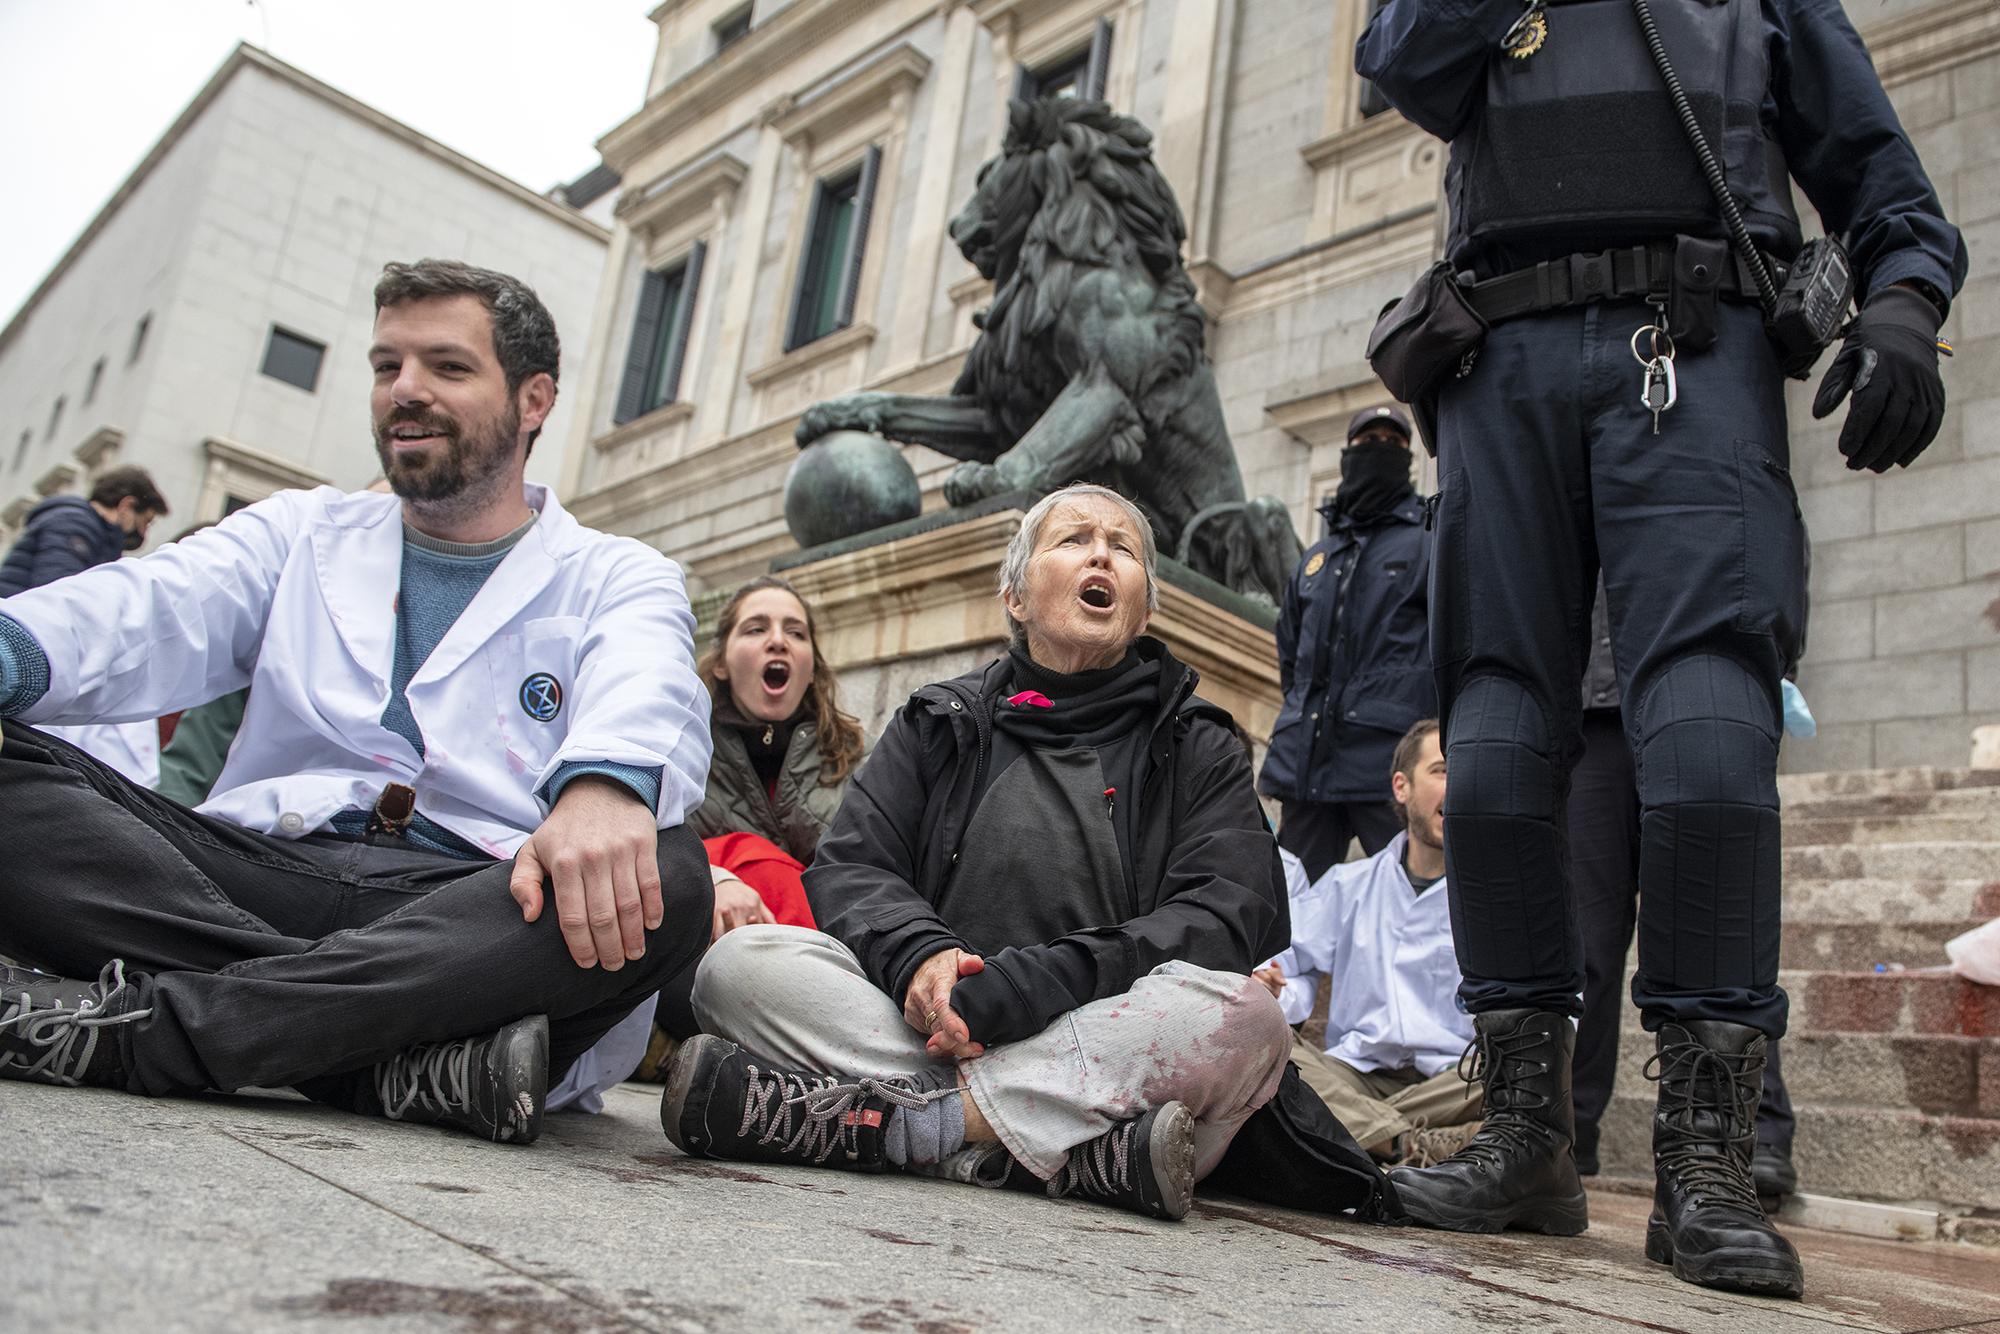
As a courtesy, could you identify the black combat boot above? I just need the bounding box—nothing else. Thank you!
[1389,1009,1589,1235]
[370,1014,549,1144]
[1645,1021,1805,1298]
[0,960,151,1088]
[662,1033,947,1172]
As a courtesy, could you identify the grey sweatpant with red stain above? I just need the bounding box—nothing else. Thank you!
[691,924,1291,1181]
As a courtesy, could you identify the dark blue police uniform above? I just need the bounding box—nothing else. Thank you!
[1356,0,1965,1289]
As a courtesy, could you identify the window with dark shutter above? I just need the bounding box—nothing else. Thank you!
[260,326,327,392]
[1016,19,1112,102]
[613,245,707,425]
[786,146,881,351]
[713,5,751,53]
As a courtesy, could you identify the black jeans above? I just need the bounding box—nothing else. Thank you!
[1278,799,1403,882]
[1567,709,1795,1149]
[1431,298,1802,1035]
[0,725,712,1099]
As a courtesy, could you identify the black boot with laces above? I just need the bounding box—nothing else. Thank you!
[1645,1020,1804,1298]
[370,1014,548,1144]
[1389,1008,1589,1235]
[0,960,151,1088]
[662,1033,947,1172]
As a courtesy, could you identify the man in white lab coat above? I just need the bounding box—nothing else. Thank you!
[0,260,714,1144]
[1256,719,1481,1165]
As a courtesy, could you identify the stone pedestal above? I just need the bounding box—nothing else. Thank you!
[775,507,1282,743]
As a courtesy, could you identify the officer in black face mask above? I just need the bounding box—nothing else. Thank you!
[1258,406,1436,881]
[1357,0,1967,1302]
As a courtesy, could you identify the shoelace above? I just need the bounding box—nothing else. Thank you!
[377,1034,474,1121]
[739,1064,949,1165]
[0,960,153,1086]
[1059,1118,1135,1197]
[1645,1040,1763,1213]
[1439,1027,1559,1169]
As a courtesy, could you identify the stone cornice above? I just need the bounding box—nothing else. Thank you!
[34,462,80,497]
[615,151,748,234]
[744,322,879,388]
[202,435,330,490]
[1867,0,2000,84]
[591,400,695,453]
[72,425,126,472]
[769,43,932,150]
[599,0,890,171]
[1299,107,1424,171]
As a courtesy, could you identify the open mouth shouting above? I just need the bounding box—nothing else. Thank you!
[1078,575,1118,613]
[760,659,794,699]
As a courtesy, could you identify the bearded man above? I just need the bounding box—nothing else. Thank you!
[0,260,714,1143]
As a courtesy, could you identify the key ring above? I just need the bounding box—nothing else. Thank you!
[1629,325,1675,366]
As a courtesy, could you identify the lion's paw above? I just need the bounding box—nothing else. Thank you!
[796,396,883,446]
[944,461,1005,507]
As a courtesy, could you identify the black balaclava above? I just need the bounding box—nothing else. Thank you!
[1333,441,1414,522]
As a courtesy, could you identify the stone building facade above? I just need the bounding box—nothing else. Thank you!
[0,45,608,549]
[568,0,1998,770]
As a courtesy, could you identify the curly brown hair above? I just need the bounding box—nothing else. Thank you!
[696,576,864,787]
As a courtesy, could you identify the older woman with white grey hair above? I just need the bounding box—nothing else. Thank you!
[662,483,1292,1221]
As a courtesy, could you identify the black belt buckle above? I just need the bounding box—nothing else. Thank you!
[367,782,417,838]
[1567,251,1614,305]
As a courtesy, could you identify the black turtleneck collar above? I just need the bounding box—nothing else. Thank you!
[1006,644,1142,700]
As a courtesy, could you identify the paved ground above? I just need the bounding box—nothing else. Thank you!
[7,1081,1998,1333]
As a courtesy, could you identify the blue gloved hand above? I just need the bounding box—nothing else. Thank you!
[1780,679,1816,739]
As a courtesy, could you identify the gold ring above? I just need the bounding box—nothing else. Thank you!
[926,1009,938,1027]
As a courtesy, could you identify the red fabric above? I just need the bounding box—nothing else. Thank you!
[703,832,816,929]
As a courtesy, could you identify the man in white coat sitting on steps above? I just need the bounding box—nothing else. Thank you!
[1256,719,1483,1167]
[0,260,714,1143]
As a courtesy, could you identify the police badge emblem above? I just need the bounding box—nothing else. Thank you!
[1503,1,1548,58]
[1304,552,1326,577]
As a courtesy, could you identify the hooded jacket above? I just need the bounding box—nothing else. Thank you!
[804,637,1288,1045]
[0,496,125,597]
[1259,492,1435,804]
[687,715,849,865]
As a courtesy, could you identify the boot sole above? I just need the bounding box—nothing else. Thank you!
[1645,1221,1806,1299]
[489,1015,549,1145]
[658,1033,735,1155]
[1147,1102,1196,1222]
[1393,1179,1590,1236]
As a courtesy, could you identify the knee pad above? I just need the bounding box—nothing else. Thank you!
[1634,653,1780,811]
[1443,672,1559,820]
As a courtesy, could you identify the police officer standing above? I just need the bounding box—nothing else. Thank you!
[1357,0,1965,1301]
[1260,405,1436,881]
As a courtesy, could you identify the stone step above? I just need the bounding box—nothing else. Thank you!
[1785,812,2000,846]
[1782,786,2000,823]
[1782,877,2000,926]
[1779,767,2000,801]
[1781,919,1986,971]
[1782,968,2000,1038]
[1605,1028,2000,1120]
[1784,841,2000,882]
[1597,1095,2000,1211]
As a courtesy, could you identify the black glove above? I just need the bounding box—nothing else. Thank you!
[1810,284,1946,473]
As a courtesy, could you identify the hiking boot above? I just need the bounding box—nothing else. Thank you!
[0,960,150,1088]
[1389,1009,1589,1235]
[373,1014,548,1145]
[1050,1101,1196,1221]
[1752,1140,1798,1212]
[661,1033,941,1172]
[1400,1121,1484,1169]
[1645,1021,1804,1298]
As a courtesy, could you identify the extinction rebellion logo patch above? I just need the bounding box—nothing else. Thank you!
[519,673,563,722]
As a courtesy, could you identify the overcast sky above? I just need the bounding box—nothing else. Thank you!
[0,0,660,325]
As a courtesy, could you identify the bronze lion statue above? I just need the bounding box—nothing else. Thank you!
[795,97,1299,604]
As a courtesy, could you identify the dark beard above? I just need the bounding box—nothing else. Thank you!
[373,403,520,509]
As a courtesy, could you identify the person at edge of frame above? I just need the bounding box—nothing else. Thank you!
[1358,0,1965,1302]
[0,260,715,1145]
[1259,404,1437,882]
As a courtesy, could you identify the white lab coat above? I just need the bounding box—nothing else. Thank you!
[46,720,161,788]
[5,485,710,856]
[1268,833,1473,1078]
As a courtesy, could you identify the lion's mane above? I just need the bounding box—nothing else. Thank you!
[954,99,1209,441]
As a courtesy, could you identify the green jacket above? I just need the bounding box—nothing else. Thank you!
[688,717,850,865]
[157,688,250,808]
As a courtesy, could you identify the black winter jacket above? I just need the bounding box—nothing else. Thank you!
[1259,493,1435,804]
[0,496,124,597]
[804,638,1288,1042]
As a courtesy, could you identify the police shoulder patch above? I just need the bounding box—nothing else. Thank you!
[519,672,563,722]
